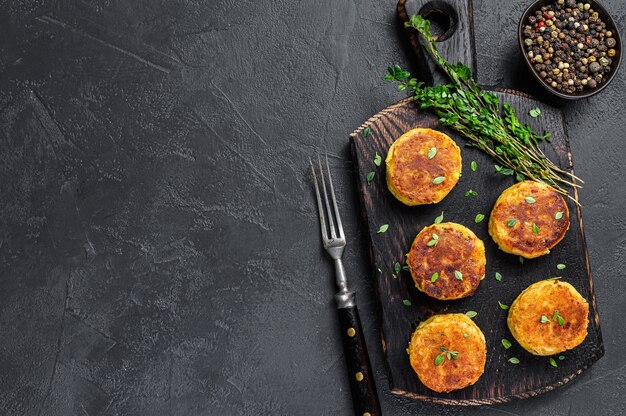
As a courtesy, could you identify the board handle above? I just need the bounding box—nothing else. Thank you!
[338,305,381,416]
[397,0,477,86]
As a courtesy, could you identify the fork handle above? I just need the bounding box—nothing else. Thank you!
[338,305,381,416]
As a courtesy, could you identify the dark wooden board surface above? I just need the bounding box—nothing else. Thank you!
[349,93,603,405]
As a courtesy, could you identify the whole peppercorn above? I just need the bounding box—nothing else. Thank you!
[606,37,616,48]
[608,49,616,57]
[589,61,601,73]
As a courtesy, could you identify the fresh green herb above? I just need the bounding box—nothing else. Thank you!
[434,211,444,224]
[394,262,401,274]
[433,176,445,184]
[495,164,514,176]
[427,233,439,247]
[508,357,520,364]
[475,213,485,223]
[557,263,566,270]
[403,299,412,306]
[498,301,509,310]
[471,160,477,171]
[431,272,439,283]
[434,353,445,366]
[552,310,565,326]
[507,219,517,227]
[465,189,478,197]
[555,211,564,220]
[501,339,512,349]
[434,346,458,365]
[529,107,541,118]
[464,333,469,338]
[363,127,371,137]
[495,272,503,281]
[540,315,550,323]
[387,15,582,202]
[428,147,437,159]
[525,196,536,204]
[402,265,410,271]
[374,152,382,166]
[519,256,525,264]
[367,171,375,184]
[549,357,558,368]
[558,355,565,361]
[465,311,478,318]
[454,270,463,280]
[532,223,540,234]
[377,224,389,234]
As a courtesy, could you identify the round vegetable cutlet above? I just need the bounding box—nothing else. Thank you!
[508,279,589,356]
[386,128,461,205]
[488,180,569,259]
[408,313,486,393]
[407,222,486,300]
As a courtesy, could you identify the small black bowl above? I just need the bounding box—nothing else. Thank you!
[518,0,622,100]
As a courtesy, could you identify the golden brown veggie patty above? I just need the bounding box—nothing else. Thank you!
[385,128,461,205]
[408,222,485,300]
[408,313,486,393]
[488,180,569,258]
[508,279,589,356]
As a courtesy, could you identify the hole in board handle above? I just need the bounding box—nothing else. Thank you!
[417,0,458,42]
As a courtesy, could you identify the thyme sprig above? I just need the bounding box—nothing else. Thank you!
[385,15,583,202]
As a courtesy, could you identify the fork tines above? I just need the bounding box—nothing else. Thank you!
[310,155,345,243]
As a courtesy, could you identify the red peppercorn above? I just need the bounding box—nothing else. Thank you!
[537,21,545,29]
[543,13,552,20]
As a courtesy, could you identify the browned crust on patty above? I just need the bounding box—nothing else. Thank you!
[488,181,570,258]
[386,128,461,205]
[408,314,486,393]
[507,279,589,356]
[408,222,486,300]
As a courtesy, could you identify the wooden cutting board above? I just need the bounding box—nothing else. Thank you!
[349,0,603,405]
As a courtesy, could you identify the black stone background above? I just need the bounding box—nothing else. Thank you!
[0,1,624,415]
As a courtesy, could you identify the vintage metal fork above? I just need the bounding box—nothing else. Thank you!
[310,156,381,416]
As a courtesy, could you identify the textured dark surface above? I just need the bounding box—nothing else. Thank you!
[0,1,624,415]
[351,93,602,404]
